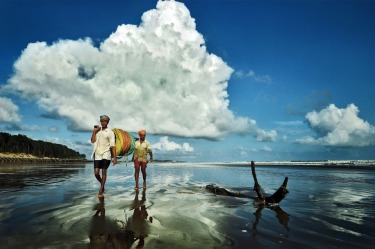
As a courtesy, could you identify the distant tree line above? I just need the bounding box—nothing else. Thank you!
[0,132,85,159]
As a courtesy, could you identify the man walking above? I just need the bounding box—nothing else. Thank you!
[91,115,117,197]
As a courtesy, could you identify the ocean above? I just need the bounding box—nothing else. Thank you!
[0,162,374,249]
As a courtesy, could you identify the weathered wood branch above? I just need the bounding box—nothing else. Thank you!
[251,160,265,200]
[264,177,289,204]
[205,184,249,198]
[206,161,289,205]
[251,160,289,205]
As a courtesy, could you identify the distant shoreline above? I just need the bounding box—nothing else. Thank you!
[0,153,86,164]
[1,153,374,168]
[156,160,375,169]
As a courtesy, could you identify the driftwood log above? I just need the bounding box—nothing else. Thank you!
[206,161,289,206]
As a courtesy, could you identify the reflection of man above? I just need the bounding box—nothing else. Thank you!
[90,196,136,249]
[90,196,113,247]
[93,196,105,217]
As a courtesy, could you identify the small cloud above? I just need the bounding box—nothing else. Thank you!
[297,103,375,147]
[274,120,304,126]
[153,136,194,153]
[46,136,59,144]
[255,129,277,142]
[295,136,318,145]
[246,70,272,84]
[260,145,272,152]
[238,147,248,156]
[238,146,256,156]
[48,126,59,132]
[234,69,272,84]
[237,145,271,156]
[0,97,21,123]
[234,70,244,78]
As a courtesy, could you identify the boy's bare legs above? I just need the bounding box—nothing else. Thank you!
[141,167,147,189]
[134,166,140,190]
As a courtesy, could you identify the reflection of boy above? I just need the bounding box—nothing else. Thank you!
[130,190,152,248]
[133,130,153,190]
[132,190,147,220]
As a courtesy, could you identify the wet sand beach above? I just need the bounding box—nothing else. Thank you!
[1,162,375,248]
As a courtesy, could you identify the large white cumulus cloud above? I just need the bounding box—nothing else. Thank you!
[297,104,375,146]
[7,0,275,140]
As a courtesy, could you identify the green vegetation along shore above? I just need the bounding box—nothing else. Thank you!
[0,132,86,164]
[0,152,87,164]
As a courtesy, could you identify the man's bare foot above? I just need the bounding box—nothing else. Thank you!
[98,187,104,197]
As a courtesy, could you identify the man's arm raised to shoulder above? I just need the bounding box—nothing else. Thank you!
[91,126,100,143]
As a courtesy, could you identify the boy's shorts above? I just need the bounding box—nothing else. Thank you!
[134,159,147,170]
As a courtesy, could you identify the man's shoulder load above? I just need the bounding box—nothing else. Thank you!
[112,128,136,157]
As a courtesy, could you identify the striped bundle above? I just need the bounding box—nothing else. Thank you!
[112,128,136,157]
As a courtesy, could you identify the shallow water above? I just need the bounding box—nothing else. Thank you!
[0,162,374,249]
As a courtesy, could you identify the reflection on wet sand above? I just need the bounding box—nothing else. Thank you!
[2,164,374,249]
[126,189,153,248]
[0,164,85,191]
[89,196,134,249]
[88,190,153,249]
[252,205,290,236]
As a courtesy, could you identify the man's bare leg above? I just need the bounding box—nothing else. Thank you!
[99,169,107,196]
[94,168,102,183]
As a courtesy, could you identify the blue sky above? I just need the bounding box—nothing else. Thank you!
[1,0,375,162]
